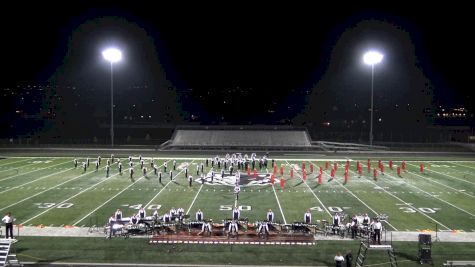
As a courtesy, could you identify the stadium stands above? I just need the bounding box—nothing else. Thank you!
[165,126,312,150]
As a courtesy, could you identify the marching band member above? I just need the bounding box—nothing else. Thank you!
[105,165,110,176]
[118,162,123,175]
[130,213,139,225]
[350,214,358,239]
[86,158,90,167]
[107,214,117,238]
[304,210,312,224]
[198,220,212,236]
[95,160,99,171]
[107,159,110,166]
[138,207,146,220]
[188,175,193,187]
[362,213,370,226]
[196,209,204,221]
[332,213,341,234]
[98,156,101,165]
[170,207,177,218]
[173,160,177,170]
[267,209,274,222]
[115,209,123,222]
[232,206,240,220]
[74,159,78,168]
[234,184,241,201]
[83,162,87,172]
[257,220,269,235]
[152,208,160,220]
[129,167,134,179]
[228,220,239,236]
[163,212,171,223]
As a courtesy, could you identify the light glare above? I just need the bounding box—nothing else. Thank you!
[363,51,383,65]
[102,48,122,63]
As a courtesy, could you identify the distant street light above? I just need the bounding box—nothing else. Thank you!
[102,48,122,147]
[363,51,383,146]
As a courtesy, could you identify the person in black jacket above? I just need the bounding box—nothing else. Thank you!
[345,250,353,267]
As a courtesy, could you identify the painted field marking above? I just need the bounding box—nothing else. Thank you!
[0,163,115,212]
[346,159,451,230]
[73,160,173,226]
[407,162,475,186]
[0,159,40,173]
[0,158,32,167]
[450,161,475,171]
[144,160,191,210]
[186,184,203,215]
[72,175,144,225]
[22,171,123,224]
[272,182,287,224]
[0,160,70,182]
[285,160,332,218]
[0,167,75,195]
[383,170,475,218]
[407,170,475,199]
[309,161,398,231]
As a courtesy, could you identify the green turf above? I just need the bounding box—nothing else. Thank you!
[13,236,475,266]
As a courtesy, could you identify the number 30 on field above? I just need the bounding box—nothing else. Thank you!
[399,207,439,213]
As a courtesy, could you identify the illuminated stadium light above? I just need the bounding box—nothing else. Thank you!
[363,50,384,146]
[102,48,122,63]
[363,51,383,65]
[102,47,122,147]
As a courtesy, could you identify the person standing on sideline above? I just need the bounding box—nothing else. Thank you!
[334,252,345,267]
[345,251,353,267]
[2,212,14,239]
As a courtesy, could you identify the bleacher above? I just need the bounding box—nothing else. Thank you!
[164,126,312,150]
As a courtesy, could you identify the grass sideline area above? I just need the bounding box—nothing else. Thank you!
[11,237,475,266]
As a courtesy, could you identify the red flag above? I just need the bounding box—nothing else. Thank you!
[280,177,285,189]
[420,164,425,173]
[380,164,384,174]
[273,165,277,174]
[271,174,275,184]
[358,165,362,176]
[253,168,257,178]
[402,160,406,171]
[378,160,382,169]
[356,161,360,171]
[247,166,251,176]
[397,166,401,177]
[389,160,393,170]
[290,168,294,178]
[310,164,314,173]
[318,173,322,185]
[334,162,338,171]
[367,159,371,173]
[331,168,335,180]
[280,166,284,176]
[302,162,306,172]
[373,168,378,181]
[344,171,348,183]
[325,161,329,170]
[303,169,307,181]
[319,166,323,175]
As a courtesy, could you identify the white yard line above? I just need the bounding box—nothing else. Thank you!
[143,160,191,209]
[186,184,204,215]
[308,161,398,231]
[345,158,452,230]
[74,160,174,225]
[21,173,120,224]
[0,167,75,195]
[407,163,475,186]
[272,184,287,224]
[382,170,475,218]
[284,160,332,219]
[407,170,475,199]
[0,160,70,182]
[0,164,111,212]
[450,161,475,171]
[72,175,145,226]
[0,158,32,167]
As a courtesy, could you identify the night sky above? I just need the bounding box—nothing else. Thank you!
[1,2,474,129]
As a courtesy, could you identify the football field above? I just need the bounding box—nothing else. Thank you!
[1,154,474,233]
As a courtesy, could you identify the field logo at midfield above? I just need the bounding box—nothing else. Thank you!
[197,171,272,187]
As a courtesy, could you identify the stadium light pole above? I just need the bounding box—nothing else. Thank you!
[102,48,122,147]
[363,51,383,147]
